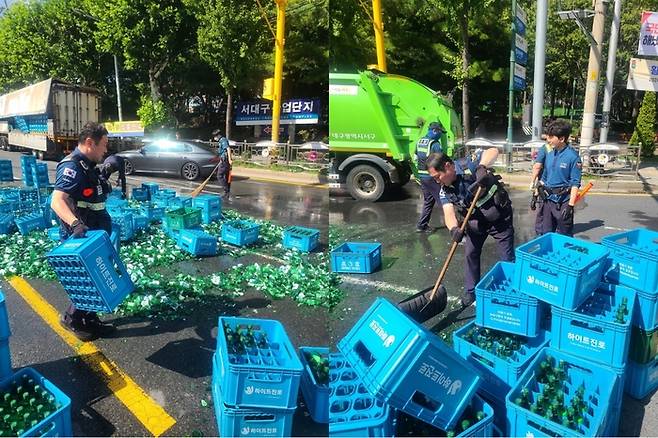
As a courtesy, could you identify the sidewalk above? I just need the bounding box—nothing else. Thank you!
[231,165,327,187]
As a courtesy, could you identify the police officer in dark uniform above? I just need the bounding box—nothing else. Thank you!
[415,121,446,232]
[531,119,582,237]
[50,122,115,341]
[215,132,233,198]
[100,154,126,198]
[426,148,515,307]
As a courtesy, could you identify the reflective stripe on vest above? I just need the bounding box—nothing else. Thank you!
[76,201,106,211]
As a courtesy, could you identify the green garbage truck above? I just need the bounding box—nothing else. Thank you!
[329,70,462,201]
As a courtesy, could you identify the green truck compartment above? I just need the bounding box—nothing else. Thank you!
[328,70,461,201]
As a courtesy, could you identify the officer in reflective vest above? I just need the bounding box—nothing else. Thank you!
[427,148,515,308]
[215,133,233,198]
[415,121,446,232]
[531,119,582,237]
[50,122,116,342]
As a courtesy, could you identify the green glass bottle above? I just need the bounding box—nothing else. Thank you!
[446,430,455,438]
[461,419,471,431]
[476,411,485,421]
[561,411,571,428]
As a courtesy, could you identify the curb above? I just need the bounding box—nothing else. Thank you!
[231,166,327,186]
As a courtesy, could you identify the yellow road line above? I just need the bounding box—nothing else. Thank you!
[7,276,176,437]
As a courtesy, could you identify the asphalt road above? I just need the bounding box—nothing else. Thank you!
[0,150,330,436]
[329,182,658,436]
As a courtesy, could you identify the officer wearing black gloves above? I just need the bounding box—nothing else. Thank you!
[50,122,116,342]
[415,121,446,232]
[531,119,582,237]
[426,148,515,308]
[100,154,126,198]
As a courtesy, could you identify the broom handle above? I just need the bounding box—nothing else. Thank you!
[428,185,484,301]
[190,161,222,198]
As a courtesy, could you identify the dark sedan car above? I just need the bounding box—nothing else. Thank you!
[117,139,220,181]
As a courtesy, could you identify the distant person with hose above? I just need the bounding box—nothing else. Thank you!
[531,119,582,237]
[213,131,233,199]
[415,121,446,233]
[426,148,515,308]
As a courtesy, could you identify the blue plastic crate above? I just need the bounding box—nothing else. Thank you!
[169,195,193,210]
[337,297,482,430]
[0,214,15,235]
[330,242,382,274]
[0,367,72,437]
[110,224,120,253]
[453,322,551,399]
[158,188,176,198]
[625,357,658,400]
[550,282,635,368]
[14,211,47,235]
[106,197,128,210]
[299,347,329,424]
[192,194,222,224]
[475,261,546,337]
[0,160,13,182]
[212,355,295,438]
[47,226,60,241]
[132,214,149,231]
[329,351,396,437]
[513,233,609,310]
[478,390,509,436]
[0,291,11,381]
[46,230,135,312]
[31,163,49,187]
[506,347,619,437]
[283,226,320,252]
[141,182,159,198]
[131,187,149,202]
[216,316,303,409]
[221,220,260,247]
[177,229,217,256]
[110,212,134,242]
[141,205,165,223]
[602,228,658,294]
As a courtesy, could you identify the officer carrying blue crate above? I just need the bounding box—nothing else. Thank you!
[50,122,115,341]
[426,148,515,308]
[415,121,446,233]
[531,119,582,237]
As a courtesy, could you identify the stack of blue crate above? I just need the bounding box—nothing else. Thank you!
[212,317,303,437]
[31,162,49,187]
[0,160,13,182]
[192,194,222,224]
[20,155,36,187]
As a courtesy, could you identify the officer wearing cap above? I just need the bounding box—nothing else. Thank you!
[531,119,582,236]
[50,122,115,341]
[214,131,233,198]
[415,121,446,232]
[100,154,126,199]
[427,148,515,307]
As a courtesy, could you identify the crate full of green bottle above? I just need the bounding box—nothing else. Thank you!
[453,322,550,399]
[164,207,202,231]
[221,220,260,247]
[629,325,658,364]
[395,394,493,437]
[216,317,303,410]
[329,351,395,437]
[506,347,620,437]
[0,367,71,437]
[299,347,329,423]
[337,298,482,430]
[550,283,635,368]
[475,262,546,337]
[513,233,609,310]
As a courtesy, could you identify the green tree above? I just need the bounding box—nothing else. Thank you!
[629,91,656,157]
[137,95,173,131]
[196,0,269,139]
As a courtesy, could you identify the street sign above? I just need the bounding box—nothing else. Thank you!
[638,11,658,56]
[235,99,321,126]
[515,33,528,65]
[262,78,274,101]
[515,5,527,35]
[513,63,526,90]
[105,120,144,138]
[627,57,658,91]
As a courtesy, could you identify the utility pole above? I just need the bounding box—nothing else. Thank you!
[372,0,387,72]
[113,55,123,122]
[271,0,287,144]
[532,0,548,141]
[579,0,606,146]
[599,0,623,143]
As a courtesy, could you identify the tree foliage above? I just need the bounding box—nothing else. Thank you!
[629,91,656,157]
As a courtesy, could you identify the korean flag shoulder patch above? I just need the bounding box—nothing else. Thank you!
[63,167,77,178]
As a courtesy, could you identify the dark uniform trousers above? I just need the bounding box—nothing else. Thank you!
[217,160,231,196]
[535,199,574,237]
[464,212,515,297]
[417,177,442,229]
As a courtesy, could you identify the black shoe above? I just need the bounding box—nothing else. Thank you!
[60,317,97,342]
[460,292,476,308]
[415,226,433,233]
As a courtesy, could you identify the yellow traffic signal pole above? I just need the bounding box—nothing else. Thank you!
[271,0,287,143]
[372,0,387,72]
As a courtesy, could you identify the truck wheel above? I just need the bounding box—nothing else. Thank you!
[346,165,386,202]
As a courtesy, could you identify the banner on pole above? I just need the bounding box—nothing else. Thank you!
[627,58,658,92]
[638,11,658,56]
